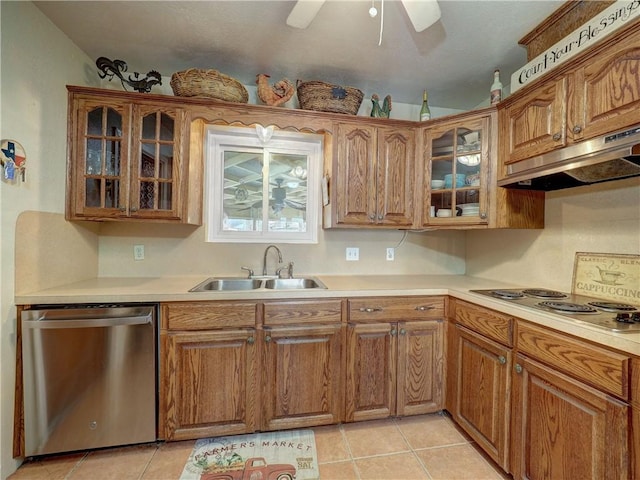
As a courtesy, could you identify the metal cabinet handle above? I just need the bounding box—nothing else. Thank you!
[498,355,506,365]
[359,307,383,313]
[399,328,406,335]
[573,125,582,134]
[369,214,375,221]
[247,336,255,345]
[119,205,126,212]
[130,207,138,212]
[552,132,562,141]
[415,305,434,311]
[515,363,523,374]
[480,213,487,219]
[265,335,272,343]
[390,328,398,336]
[377,214,383,221]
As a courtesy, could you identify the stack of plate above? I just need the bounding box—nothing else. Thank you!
[436,208,452,218]
[459,203,479,216]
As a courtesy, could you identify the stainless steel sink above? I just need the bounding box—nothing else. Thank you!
[189,277,263,292]
[264,277,327,290]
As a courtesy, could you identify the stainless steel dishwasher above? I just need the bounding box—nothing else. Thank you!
[21,304,157,457]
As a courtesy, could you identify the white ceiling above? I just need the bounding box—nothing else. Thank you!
[35,0,565,110]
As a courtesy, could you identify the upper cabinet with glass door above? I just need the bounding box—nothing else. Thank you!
[421,112,491,227]
[66,86,200,224]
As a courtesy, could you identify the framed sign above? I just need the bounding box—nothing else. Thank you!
[572,252,640,304]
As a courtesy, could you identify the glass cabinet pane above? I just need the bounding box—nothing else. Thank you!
[83,106,123,210]
[136,111,175,211]
[430,122,483,219]
[159,113,174,141]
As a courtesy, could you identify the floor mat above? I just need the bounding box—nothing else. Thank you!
[179,429,319,480]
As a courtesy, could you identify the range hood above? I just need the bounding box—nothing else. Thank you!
[498,125,640,191]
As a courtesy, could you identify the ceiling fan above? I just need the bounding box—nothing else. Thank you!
[286,0,441,33]
[233,178,306,214]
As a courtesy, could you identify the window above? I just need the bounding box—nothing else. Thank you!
[205,125,323,243]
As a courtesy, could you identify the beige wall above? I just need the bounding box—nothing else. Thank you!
[466,177,640,291]
[0,2,95,477]
[96,223,465,278]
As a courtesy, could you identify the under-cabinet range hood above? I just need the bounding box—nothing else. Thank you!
[498,125,640,191]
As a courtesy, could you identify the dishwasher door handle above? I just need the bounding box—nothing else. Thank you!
[23,313,153,329]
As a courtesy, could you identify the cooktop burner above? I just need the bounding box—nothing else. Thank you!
[538,301,598,314]
[588,301,637,312]
[522,289,567,299]
[469,288,640,333]
[490,290,525,299]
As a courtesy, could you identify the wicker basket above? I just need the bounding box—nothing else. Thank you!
[296,80,363,115]
[170,68,248,103]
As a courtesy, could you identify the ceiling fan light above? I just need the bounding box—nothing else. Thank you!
[369,6,378,17]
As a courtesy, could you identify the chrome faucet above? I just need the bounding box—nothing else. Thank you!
[262,245,283,276]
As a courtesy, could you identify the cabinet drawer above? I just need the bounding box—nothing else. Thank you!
[516,321,630,399]
[263,299,342,325]
[454,300,513,346]
[163,302,257,330]
[349,296,444,322]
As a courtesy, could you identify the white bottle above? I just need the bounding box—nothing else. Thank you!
[490,69,503,105]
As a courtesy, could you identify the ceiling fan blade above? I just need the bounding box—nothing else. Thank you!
[286,0,326,29]
[401,0,441,32]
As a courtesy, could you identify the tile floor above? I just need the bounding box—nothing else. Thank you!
[9,413,509,480]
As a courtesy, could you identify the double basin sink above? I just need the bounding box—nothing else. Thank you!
[189,276,327,292]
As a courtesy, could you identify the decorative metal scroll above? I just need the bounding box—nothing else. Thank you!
[96,57,162,93]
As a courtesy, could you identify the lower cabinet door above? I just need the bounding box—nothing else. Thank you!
[451,324,511,470]
[511,355,630,480]
[163,329,258,441]
[396,320,444,416]
[261,324,343,430]
[345,322,396,422]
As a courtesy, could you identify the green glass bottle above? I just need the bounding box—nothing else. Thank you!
[420,90,431,121]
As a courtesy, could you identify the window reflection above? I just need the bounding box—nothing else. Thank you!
[222,151,309,234]
[208,125,321,243]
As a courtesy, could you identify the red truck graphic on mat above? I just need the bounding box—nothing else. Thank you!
[200,457,297,480]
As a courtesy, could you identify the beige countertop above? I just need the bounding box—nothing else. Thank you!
[15,274,640,355]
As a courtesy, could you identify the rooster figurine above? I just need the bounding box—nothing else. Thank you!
[371,94,392,118]
[371,93,391,118]
[256,74,296,107]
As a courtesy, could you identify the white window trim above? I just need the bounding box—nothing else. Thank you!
[205,125,323,244]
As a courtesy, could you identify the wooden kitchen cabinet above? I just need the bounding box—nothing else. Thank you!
[511,320,631,480]
[160,301,259,440]
[499,77,567,165]
[420,110,491,226]
[66,86,201,224]
[511,354,629,480]
[420,107,544,229]
[499,24,640,172]
[261,299,344,431]
[331,121,415,228]
[447,300,513,470]
[345,296,444,421]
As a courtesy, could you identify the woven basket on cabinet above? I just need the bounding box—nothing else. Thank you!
[296,80,363,115]
[170,68,249,103]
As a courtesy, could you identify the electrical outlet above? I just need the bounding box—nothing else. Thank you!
[386,247,395,261]
[133,244,145,261]
[346,247,359,261]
